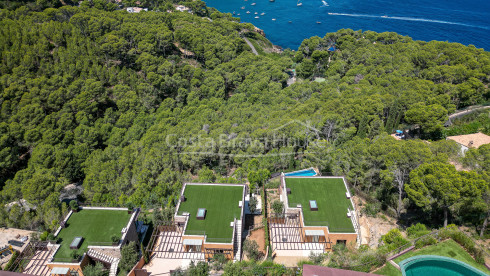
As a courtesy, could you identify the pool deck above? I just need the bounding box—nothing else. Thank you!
[399,255,489,276]
[284,167,318,177]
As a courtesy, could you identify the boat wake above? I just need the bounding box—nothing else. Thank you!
[321,0,328,7]
[327,12,489,30]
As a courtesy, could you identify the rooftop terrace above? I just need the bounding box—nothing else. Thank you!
[177,184,244,243]
[285,177,355,233]
[53,209,131,261]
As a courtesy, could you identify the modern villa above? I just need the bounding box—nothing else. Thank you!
[12,207,139,276]
[146,182,246,268]
[271,171,360,254]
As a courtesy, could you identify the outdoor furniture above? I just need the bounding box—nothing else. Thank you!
[69,237,83,249]
[286,188,291,194]
[8,240,24,247]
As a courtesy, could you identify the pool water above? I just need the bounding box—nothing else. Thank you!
[400,255,488,276]
[284,169,317,176]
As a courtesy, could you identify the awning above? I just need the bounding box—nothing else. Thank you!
[51,267,70,275]
[183,239,203,246]
[305,230,324,236]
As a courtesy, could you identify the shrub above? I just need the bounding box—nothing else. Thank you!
[414,235,437,249]
[381,229,409,250]
[272,200,284,215]
[30,232,40,241]
[3,250,19,271]
[211,253,227,271]
[46,233,57,242]
[82,262,105,276]
[362,202,380,217]
[69,200,78,211]
[265,179,280,189]
[249,196,258,214]
[407,223,430,238]
[473,248,485,264]
[142,242,149,264]
[187,261,209,275]
[308,251,326,265]
[39,231,49,241]
[243,240,260,261]
[111,235,120,243]
[126,202,135,212]
[71,250,81,261]
[119,242,139,274]
[438,226,485,264]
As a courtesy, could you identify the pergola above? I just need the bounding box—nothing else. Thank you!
[146,221,234,261]
[268,211,332,251]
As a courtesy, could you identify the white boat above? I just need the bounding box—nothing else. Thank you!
[241,6,245,9]
[272,18,276,21]
[316,21,321,24]
[255,16,259,18]
[261,12,265,15]
[297,0,302,6]
[237,13,240,15]
[381,15,388,18]
[246,11,250,13]
[251,2,256,5]
[255,12,258,14]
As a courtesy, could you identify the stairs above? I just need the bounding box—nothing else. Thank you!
[234,219,242,261]
[109,258,120,276]
[348,208,362,248]
[87,249,120,276]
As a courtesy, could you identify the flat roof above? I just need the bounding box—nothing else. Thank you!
[447,132,490,148]
[53,209,132,261]
[177,184,244,243]
[51,267,70,275]
[183,239,203,246]
[285,177,355,233]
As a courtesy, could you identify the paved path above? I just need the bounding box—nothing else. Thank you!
[445,105,490,126]
[243,37,258,55]
[448,105,489,120]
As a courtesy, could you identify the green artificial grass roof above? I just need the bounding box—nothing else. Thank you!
[285,177,355,233]
[178,184,244,243]
[53,209,131,261]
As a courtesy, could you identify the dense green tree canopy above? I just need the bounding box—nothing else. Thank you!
[0,2,488,232]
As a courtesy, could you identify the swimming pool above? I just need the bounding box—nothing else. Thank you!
[400,255,488,276]
[284,168,317,176]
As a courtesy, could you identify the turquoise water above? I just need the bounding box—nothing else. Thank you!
[284,169,317,176]
[400,255,489,276]
[204,0,490,50]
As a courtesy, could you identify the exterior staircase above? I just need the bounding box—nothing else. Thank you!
[87,249,120,276]
[233,219,242,261]
[109,258,120,276]
[348,209,362,248]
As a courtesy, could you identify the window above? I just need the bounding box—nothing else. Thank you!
[336,239,346,245]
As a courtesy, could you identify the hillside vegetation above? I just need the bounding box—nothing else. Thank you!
[0,4,488,234]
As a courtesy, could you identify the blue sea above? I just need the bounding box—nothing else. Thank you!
[204,0,490,50]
